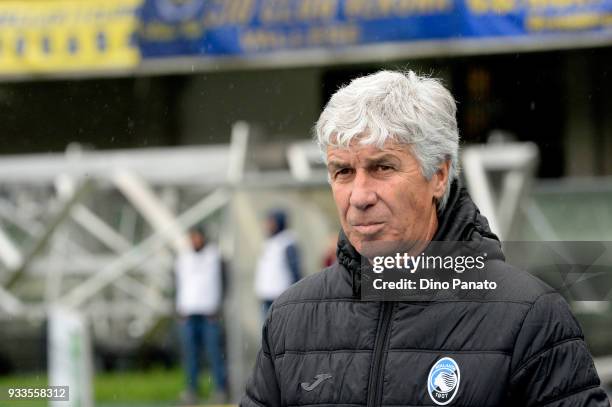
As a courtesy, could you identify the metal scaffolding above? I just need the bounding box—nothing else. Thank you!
[0,122,334,398]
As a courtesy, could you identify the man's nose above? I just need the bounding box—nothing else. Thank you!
[349,170,377,210]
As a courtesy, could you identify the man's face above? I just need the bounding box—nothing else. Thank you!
[190,232,205,251]
[327,140,448,256]
[266,218,278,236]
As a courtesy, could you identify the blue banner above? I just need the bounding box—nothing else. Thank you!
[138,0,612,58]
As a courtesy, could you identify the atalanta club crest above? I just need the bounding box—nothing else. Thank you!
[427,357,460,405]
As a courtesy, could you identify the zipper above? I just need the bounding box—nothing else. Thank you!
[367,301,394,407]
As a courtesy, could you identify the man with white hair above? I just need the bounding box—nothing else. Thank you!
[241,71,609,406]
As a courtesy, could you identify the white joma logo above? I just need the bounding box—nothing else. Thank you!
[301,374,332,391]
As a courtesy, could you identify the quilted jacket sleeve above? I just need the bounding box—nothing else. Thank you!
[241,311,281,407]
[508,291,610,406]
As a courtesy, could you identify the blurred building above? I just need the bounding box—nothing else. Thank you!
[0,0,609,178]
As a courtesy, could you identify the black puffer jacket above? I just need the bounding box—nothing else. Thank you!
[242,182,609,407]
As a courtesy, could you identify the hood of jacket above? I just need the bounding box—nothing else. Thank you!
[336,179,504,297]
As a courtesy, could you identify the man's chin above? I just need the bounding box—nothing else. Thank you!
[352,236,424,260]
[350,235,401,259]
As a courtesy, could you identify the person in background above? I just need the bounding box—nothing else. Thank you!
[175,227,227,404]
[254,210,301,318]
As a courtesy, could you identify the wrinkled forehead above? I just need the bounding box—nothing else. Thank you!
[326,138,411,161]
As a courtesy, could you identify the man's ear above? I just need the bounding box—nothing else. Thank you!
[432,160,450,200]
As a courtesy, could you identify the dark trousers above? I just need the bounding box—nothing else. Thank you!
[180,314,227,393]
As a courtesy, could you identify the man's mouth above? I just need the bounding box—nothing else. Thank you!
[351,222,385,235]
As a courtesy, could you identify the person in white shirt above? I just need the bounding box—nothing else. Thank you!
[254,210,302,318]
[175,227,227,403]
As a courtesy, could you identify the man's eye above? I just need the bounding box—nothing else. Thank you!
[376,165,393,172]
[335,168,353,178]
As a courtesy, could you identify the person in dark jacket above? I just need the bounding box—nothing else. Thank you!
[241,70,609,406]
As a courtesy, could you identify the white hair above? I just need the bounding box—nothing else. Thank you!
[315,70,460,211]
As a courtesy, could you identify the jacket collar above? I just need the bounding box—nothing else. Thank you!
[336,179,503,297]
